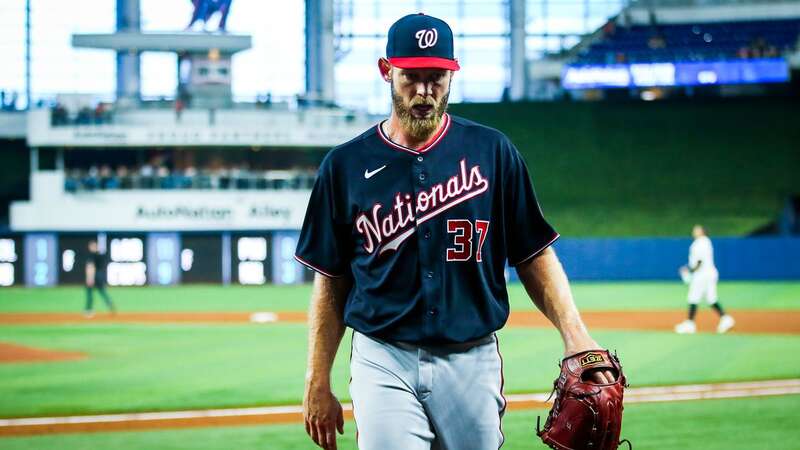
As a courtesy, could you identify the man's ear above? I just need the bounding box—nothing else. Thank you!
[378,58,392,82]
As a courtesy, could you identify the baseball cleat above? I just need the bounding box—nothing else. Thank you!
[717,315,735,334]
[674,320,696,334]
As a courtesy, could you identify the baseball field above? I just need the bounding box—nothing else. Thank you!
[0,281,799,449]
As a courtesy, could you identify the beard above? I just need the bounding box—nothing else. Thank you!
[391,84,450,141]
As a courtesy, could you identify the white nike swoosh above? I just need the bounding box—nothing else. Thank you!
[364,165,387,179]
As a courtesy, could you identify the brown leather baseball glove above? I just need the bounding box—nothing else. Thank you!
[537,349,630,450]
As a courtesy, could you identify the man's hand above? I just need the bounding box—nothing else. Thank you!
[303,274,350,450]
[303,382,344,450]
[565,341,616,384]
[537,349,628,449]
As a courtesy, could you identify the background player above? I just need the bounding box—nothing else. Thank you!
[296,13,616,450]
[676,225,734,334]
[84,240,116,318]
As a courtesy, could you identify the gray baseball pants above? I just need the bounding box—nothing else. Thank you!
[349,331,506,450]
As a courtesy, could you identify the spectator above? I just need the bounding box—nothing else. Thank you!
[117,165,132,189]
[63,163,318,192]
[140,162,154,177]
[77,106,93,125]
[157,166,174,189]
[52,103,69,125]
[83,166,100,191]
[737,46,750,59]
[602,20,616,38]
[65,169,81,192]
[94,103,105,124]
[139,163,155,189]
[744,36,778,59]
[175,98,185,123]
[648,33,666,50]
[100,165,119,189]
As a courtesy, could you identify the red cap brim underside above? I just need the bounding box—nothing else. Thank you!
[388,56,460,71]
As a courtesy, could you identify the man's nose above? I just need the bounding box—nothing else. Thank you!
[415,82,433,97]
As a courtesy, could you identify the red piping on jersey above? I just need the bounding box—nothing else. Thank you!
[511,233,560,267]
[376,113,451,155]
[293,254,344,278]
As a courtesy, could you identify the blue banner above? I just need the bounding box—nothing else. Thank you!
[562,58,789,89]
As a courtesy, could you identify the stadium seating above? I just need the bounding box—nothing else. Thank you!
[576,18,800,64]
[63,169,316,192]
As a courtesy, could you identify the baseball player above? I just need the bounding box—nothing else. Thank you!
[675,225,735,334]
[84,240,115,318]
[296,13,613,450]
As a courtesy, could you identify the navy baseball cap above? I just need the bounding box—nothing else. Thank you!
[386,13,460,71]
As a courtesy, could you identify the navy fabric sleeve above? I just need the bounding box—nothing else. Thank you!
[503,140,559,266]
[295,155,352,277]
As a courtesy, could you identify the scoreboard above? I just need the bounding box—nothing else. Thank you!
[0,236,22,286]
[0,231,310,287]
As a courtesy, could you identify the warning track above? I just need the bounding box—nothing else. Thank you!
[0,310,798,334]
[0,379,797,436]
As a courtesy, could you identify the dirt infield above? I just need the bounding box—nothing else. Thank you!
[0,310,798,334]
[0,379,798,436]
[507,310,800,334]
[0,342,85,364]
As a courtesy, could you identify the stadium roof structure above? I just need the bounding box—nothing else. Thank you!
[72,32,251,54]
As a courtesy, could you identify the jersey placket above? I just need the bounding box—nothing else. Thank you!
[412,151,440,339]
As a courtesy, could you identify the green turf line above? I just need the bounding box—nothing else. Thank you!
[0,282,798,313]
[0,395,798,449]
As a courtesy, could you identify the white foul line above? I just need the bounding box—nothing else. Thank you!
[0,379,798,429]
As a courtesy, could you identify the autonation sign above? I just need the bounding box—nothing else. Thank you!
[562,58,789,89]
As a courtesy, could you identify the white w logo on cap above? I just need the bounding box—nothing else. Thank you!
[415,28,438,49]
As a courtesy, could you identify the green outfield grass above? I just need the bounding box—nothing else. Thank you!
[0,281,798,313]
[0,281,798,450]
[0,395,798,450]
[1,322,799,418]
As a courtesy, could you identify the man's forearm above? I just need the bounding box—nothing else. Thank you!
[515,247,594,353]
[306,273,351,388]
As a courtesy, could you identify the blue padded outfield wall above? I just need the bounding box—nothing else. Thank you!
[508,237,800,281]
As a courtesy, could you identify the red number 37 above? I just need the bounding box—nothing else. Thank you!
[446,219,490,262]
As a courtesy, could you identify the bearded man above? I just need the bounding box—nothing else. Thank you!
[295,13,613,450]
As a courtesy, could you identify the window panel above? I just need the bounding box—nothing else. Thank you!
[29,0,115,102]
[0,1,26,107]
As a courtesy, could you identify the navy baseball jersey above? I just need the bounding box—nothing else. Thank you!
[295,114,558,344]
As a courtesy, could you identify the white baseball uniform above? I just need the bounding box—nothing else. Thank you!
[687,236,719,304]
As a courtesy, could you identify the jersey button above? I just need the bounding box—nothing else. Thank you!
[419,173,426,181]
[424,231,431,239]
[417,156,424,162]
[426,271,433,279]
[428,307,438,316]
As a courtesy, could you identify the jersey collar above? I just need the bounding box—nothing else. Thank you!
[377,113,451,155]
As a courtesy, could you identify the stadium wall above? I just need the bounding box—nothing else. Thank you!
[2,232,799,287]
[544,237,800,281]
